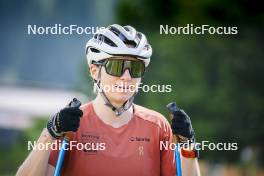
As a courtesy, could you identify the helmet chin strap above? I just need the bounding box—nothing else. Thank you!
[95,66,136,116]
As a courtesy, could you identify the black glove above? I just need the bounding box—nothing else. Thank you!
[167,102,195,141]
[171,109,194,140]
[167,102,199,158]
[47,98,83,139]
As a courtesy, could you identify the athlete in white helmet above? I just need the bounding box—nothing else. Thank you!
[86,24,152,116]
[17,24,200,176]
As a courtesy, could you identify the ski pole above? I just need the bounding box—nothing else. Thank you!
[167,102,182,176]
[54,137,69,176]
[54,98,81,176]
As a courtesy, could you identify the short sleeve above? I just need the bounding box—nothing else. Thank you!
[160,123,176,176]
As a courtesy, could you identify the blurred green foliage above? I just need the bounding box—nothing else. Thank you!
[0,119,47,175]
[115,0,264,165]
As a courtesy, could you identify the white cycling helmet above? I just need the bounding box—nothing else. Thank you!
[86,24,152,67]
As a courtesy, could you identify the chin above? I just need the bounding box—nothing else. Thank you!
[111,94,133,105]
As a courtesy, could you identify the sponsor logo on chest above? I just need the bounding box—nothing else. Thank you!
[129,136,150,142]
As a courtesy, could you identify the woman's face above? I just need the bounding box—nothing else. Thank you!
[90,57,142,107]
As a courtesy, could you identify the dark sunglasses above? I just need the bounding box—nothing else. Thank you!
[94,58,146,78]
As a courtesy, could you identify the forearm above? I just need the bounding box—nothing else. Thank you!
[16,128,54,176]
[181,157,200,176]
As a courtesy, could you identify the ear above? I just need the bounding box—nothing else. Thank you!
[89,64,99,80]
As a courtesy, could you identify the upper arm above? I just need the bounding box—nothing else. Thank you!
[160,124,176,176]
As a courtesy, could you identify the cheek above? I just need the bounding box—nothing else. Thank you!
[127,79,141,93]
[135,78,141,84]
[132,78,141,87]
[100,69,118,86]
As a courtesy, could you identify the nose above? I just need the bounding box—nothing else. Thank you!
[120,69,132,81]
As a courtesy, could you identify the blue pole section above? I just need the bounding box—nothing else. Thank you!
[54,138,69,176]
[175,143,182,176]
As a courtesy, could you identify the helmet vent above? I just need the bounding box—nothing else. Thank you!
[108,26,138,48]
[144,44,150,50]
[104,36,117,47]
[108,26,121,37]
[90,48,100,53]
[137,33,142,39]
[124,40,137,48]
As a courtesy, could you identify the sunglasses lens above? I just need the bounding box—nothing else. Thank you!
[104,59,145,78]
[130,61,145,77]
[105,59,123,76]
